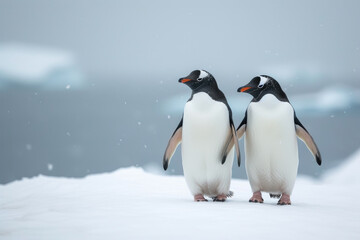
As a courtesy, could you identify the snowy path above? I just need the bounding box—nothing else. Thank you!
[1,152,360,240]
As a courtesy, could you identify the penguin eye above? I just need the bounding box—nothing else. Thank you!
[258,84,264,88]
[197,78,203,81]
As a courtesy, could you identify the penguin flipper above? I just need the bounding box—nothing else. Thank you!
[163,119,183,170]
[221,122,241,167]
[295,117,322,166]
[236,112,247,140]
[232,123,241,167]
[236,124,246,139]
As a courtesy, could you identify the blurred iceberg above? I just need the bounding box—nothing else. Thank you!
[0,43,84,89]
[163,85,360,117]
[258,63,324,85]
[291,85,360,115]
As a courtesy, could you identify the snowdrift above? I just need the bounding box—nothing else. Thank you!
[1,152,360,240]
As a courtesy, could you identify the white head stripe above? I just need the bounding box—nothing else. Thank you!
[199,70,208,79]
[259,76,268,86]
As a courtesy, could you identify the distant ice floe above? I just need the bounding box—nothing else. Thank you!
[290,85,360,115]
[163,85,360,117]
[0,43,84,89]
[258,63,324,84]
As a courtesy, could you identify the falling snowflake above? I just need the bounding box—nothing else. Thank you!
[47,164,53,171]
[66,85,71,89]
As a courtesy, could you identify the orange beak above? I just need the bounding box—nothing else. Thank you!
[240,87,251,92]
[180,78,191,83]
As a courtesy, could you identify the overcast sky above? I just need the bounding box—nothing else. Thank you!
[1,0,359,83]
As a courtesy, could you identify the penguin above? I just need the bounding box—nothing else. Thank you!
[236,75,322,205]
[163,70,240,202]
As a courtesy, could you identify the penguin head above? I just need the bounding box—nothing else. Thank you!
[237,75,288,101]
[179,70,216,91]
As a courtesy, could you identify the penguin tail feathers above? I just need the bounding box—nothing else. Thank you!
[211,191,234,201]
[270,193,281,199]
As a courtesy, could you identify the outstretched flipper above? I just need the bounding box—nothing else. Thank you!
[163,119,183,170]
[294,115,322,166]
[236,112,247,140]
[221,120,241,167]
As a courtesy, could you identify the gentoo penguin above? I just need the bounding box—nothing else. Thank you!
[163,70,240,202]
[236,75,321,205]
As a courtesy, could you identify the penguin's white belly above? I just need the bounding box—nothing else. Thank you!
[245,94,298,195]
[182,92,234,197]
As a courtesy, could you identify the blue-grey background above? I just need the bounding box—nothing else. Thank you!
[1,0,359,184]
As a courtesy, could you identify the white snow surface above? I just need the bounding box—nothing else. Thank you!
[1,153,360,240]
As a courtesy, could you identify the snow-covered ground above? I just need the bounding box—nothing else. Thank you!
[1,150,360,240]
